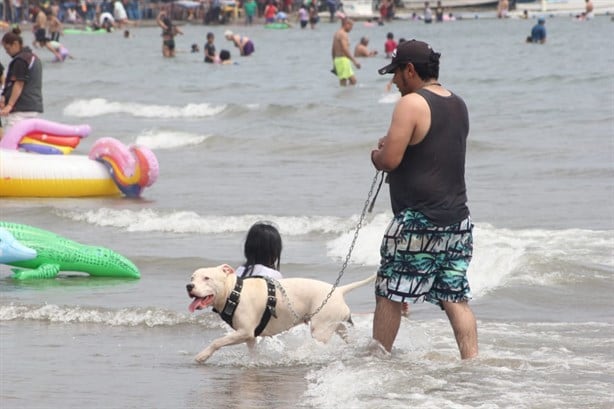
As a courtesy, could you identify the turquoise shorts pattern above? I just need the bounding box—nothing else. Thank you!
[375,209,473,308]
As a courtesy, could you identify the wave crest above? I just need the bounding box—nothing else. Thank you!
[0,303,223,328]
[63,98,226,119]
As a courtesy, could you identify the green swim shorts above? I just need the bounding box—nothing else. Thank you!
[333,57,354,80]
[375,208,474,309]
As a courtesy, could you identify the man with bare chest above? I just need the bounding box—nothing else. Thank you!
[331,18,361,86]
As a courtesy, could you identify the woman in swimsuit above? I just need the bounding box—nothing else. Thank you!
[157,10,183,58]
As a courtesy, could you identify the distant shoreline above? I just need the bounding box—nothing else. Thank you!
[48,0,613,32]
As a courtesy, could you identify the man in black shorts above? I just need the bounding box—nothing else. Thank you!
[32,7,48,48]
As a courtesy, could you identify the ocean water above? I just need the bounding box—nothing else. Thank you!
[1,15,613,409]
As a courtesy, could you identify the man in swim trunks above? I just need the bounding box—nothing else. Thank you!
[354,36,377,58]
[331,18,360,86]
[370,40,478,359]
[32,7,48,49]
[224,30,254,57]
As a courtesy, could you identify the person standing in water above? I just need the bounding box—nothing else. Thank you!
[527,17,546,44]
[371,39,478,360]
[331,17,361,86]
[0,30,44,133]
[204,32,217,63]
[224,30,255,57]
[157,10,183,57]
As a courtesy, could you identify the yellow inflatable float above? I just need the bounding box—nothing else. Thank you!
[0,119,159,198]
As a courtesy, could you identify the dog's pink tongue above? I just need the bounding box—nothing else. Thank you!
[189,298,205,313]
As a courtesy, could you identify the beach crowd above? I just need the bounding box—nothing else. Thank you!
[0,0,598,139]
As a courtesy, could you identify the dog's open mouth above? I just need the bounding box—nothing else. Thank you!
[188,295,214,313]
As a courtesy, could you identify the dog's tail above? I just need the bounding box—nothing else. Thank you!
[337,273,376,295]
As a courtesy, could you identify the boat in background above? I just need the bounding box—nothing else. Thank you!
[507,0,613,15]
[366,0,612,16]
[341,0,378,19]
[399,0,497,10]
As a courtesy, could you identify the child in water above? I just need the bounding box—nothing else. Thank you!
[235,221,283,280]
[204,32,217,63]
[218,49,237,65]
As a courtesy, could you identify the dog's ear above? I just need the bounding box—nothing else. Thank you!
[220,264,235,275]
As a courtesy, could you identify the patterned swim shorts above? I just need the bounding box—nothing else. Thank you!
[375,209,474,308]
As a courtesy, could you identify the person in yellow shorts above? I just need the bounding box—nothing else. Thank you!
[331,17,361,86]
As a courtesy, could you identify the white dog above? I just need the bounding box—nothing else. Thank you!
[186,264,375,363]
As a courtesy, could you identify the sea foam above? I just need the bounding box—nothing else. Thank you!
[134,129,211,149]
[57,208,613,299]
[63,98,226,118]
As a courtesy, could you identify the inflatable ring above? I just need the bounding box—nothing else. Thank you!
[0,119,159,198]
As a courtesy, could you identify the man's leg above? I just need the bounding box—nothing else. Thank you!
[442,301,478,359]
[372,295,402,352]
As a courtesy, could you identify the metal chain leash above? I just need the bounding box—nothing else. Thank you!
[273,170,384,325]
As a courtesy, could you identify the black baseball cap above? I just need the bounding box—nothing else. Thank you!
[378,40,436,75]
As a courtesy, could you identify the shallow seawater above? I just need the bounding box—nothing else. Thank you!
[1,15,613,409]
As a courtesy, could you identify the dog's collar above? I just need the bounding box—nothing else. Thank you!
[213,277,277,337]
[213,278,243,328]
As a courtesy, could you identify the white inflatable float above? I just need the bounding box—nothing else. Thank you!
[0,119,159,198]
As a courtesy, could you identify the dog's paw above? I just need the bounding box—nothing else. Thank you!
[194,349,212,364]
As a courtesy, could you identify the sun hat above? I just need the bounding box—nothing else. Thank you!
[378,39,436,75]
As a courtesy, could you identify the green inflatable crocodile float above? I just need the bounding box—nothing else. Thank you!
[0,221,140,280]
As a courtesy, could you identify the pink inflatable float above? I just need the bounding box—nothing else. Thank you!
[0,119,159,198]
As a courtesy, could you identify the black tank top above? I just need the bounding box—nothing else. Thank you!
[388,88,469,226]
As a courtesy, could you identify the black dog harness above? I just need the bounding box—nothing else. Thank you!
[213,277,277,337]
